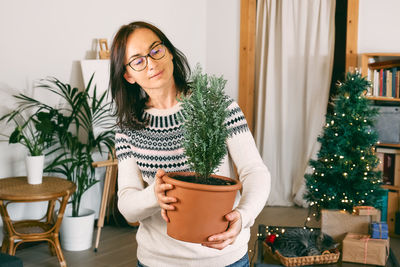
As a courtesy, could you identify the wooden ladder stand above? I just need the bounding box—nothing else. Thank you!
[92,152,118,252]
[92,151,140,252]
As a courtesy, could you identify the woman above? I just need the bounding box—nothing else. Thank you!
[110,21,271,267]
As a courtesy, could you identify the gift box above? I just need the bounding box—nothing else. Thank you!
[370,222,389,239]
[342,233,389,266]
[321,209,381,242]
[353,206,379,216]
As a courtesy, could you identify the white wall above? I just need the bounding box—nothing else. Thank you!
[0,0,206,178]
[206,0,240,99]
[0,0,240,241]
[358,0,400,54]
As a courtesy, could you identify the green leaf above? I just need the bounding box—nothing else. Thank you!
[9,127,22,144]
[1,72,115,217]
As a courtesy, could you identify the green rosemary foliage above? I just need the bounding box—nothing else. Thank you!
[179,65,230,182]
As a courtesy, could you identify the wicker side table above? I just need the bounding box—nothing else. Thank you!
[0,176,76,267]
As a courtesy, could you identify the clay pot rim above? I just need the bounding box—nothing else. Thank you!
[162,171,242,192]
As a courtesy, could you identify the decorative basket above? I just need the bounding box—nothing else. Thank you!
[263,242,340,266]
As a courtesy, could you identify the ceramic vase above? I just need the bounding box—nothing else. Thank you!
[60,207,95,251]
[26,155,44,185]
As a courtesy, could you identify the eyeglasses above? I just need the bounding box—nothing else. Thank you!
[125,43,166,72]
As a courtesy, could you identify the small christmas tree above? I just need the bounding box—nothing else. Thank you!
[179,65,230,182]
[304,72,384,215]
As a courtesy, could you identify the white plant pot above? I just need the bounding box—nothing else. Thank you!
[26,155,44,185]
[60,207,95,251]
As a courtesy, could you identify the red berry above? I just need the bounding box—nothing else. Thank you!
[265,234,276,244]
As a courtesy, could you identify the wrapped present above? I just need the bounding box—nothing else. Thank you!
[370,222,389,239]
[353,206,379,216]
[321,209,381,242]
[342,233,389,266]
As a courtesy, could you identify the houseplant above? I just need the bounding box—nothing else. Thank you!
[7,74,115,250]
[162,66,242,243]
[0,106,56,184]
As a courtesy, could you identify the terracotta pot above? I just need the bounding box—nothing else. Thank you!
[162,172,242,243]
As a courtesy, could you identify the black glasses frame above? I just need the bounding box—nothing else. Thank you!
[125,42,166,72]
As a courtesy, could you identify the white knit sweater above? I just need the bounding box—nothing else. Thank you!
[115,99,271,267]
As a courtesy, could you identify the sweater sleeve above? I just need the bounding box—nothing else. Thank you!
[225,101,271,229]
[115,131,160,223]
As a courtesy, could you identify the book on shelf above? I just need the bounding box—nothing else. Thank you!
[379,69,386,96]
[373,69,379,96]
[376,147,400,186]
[365,59,400,98]
[392,67,397,97]
[379,189,389,222]
[384,153,395,185]
[387,70,392,97]
[368,68,400,98]
[397,70,400,98]
[382,69,387,96]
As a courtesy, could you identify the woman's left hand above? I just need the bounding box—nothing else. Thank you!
[201,210,242,250]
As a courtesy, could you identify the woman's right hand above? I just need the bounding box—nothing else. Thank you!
[154,169,177,222]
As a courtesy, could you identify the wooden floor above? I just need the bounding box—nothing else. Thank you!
[8,206,400,267]
[15,224,138,267]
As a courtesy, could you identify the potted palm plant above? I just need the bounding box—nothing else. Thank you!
[0,106,56,184]
[8,74,115,251]
[162,66,242,243]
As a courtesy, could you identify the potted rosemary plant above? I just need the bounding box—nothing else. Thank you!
[7,74,115,251]
[162,66,242,243]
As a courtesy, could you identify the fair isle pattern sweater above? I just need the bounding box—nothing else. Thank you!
[116,98,248,183]
[116,99,271,267]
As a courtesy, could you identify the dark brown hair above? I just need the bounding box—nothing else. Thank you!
[109,21,191,129]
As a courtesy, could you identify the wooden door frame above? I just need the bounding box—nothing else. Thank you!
[346,0,359,72]
[238,0,256,133]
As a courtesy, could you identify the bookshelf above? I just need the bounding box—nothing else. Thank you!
[360,53,400,236]
[361,53,400,77]
[361,53,400,100]
[379,143,400,149]
[362,53,400,236]
[376,146,400,236]
[382,184,400,191]
[366,96,400,103]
